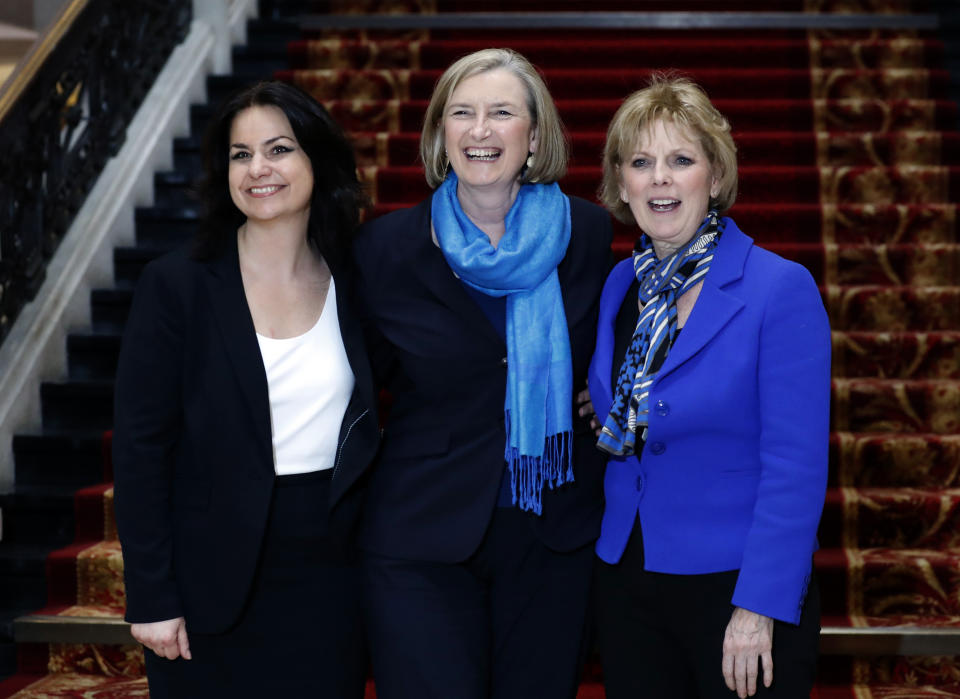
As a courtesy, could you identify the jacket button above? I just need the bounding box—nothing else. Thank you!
[650,441,666,455]
[655,399,670,417]
[635,475,643,491]
[501,357,508,367]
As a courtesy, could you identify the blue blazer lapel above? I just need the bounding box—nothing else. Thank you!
[588,257,637,424]
[203,239,273,467]
[655,219,752,383]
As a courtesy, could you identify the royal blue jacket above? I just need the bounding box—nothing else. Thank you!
[587,218,831,624]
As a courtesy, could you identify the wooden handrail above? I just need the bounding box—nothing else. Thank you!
[0,0,88,126]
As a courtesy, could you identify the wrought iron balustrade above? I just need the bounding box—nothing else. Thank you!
[0,0,192,345]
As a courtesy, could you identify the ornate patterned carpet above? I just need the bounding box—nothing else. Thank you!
[1,0,959,696]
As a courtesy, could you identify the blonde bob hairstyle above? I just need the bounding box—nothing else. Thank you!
[600,74,738,224]
[420,48,569,189]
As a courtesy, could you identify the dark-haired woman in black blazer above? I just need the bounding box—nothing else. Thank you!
[113,81,378,698]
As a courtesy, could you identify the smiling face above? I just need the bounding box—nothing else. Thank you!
[443,68,538,197]
[228,105,313,226]
[619,118,719,257]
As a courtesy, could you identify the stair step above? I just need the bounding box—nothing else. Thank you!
[66,333,123,381]
[819,623,960,656]
[133,208,198,249]
[186,97,960,137]
[114,245,171,289]
[815,685,960,698]
[0,488,76,546]
[283,67,951,102]
[830,433,960,488]
[228,43,288,79]
[0,673,148,696]
[825,286,960,333]
[242,17,302,48]
[172,135,201,172]
[832,332,960,380]
[14,610,131,646]
[286,36,944,71]
[12,432,108,488]
[152,170,200,209]
[788,243,960,287]
[815,548,960,621]
[820,487,960,549]
[818,653,960,690]
[830,378,960,434]
[609,242,960,288]
[90,288,133,333]
[0,546,50,614]
[206,73,280,107]
[39,381,114,433]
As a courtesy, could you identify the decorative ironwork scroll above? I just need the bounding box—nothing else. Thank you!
[0,0,192,344]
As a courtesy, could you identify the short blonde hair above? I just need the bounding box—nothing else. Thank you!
[600,74,738,224]
[420,48,568,189]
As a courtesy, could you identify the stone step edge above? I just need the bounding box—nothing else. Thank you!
[13,614,960,655]
[14,615,131,645]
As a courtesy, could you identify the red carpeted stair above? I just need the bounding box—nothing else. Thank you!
[2,0,959,696]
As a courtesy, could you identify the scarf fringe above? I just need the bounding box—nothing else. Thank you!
[505,430,574,515]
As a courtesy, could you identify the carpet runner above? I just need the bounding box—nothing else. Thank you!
[1,0,958,696]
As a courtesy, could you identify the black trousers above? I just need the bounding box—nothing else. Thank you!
[361,506,595,699]
[594,523,820,699]
[144,471,366,699]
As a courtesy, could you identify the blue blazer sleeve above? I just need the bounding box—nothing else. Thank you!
[732,261,831,623]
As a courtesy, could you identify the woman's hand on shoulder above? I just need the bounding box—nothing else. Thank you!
[131,617,191,660]
[722,606,773,697]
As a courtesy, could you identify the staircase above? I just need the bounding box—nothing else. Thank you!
[2,0,960,696]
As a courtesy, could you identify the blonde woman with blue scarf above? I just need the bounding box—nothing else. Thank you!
[351,49,612,699]
[586,76,830,699]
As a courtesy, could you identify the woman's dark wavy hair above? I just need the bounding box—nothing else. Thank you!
[193,80,365,265]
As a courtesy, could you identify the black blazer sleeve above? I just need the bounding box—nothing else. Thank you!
[112,256,188,624]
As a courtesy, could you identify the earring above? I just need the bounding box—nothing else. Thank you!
[525,153,534,170]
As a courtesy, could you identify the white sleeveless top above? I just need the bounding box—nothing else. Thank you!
[256,278,355,475]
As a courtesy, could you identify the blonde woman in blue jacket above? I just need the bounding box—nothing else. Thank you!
[586,76,830,698]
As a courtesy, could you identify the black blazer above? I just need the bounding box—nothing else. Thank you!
[113,238,379,634]
[353,195,613,562]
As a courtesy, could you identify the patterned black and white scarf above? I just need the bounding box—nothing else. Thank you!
[597,211,723,456]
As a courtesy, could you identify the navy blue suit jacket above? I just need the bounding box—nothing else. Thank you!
[113,239,379,633]
[353,195,613,561]
[588,219,831,624]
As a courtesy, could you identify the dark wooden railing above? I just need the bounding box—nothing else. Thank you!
[0,0,192,345]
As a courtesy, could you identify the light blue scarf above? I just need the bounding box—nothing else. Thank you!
[432,172,573,514]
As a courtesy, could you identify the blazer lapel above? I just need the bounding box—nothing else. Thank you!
[588,257,637,423]
[410,198,506,350]
[203,239,273,465]
[655,220,753,384]
[329,256,375,404]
